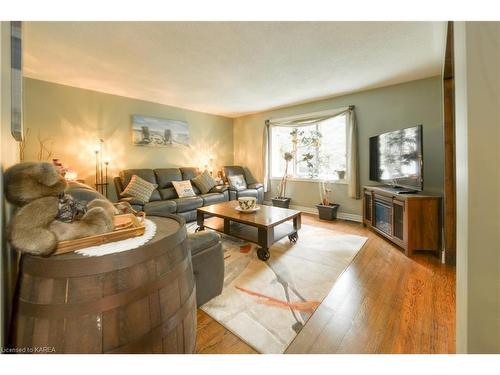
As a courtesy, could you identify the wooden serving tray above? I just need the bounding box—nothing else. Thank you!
[53,213,146,256]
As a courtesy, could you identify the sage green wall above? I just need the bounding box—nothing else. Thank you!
[233,76,444,217]
[23,78,234,201]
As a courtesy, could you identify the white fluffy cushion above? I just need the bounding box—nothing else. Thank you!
[172,180,196,198]
[228,174,247,191]
[120,175,158,204]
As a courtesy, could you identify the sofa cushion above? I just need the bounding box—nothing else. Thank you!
[192,170,217,194]
[154,169,182,200]
[143,200,177,215]
[119,197,145,206]
[120,169,161,201]
[223,165,245,179]
[158,187,177,200]
[200,193,226,206]
[209,185,228,194]
[247,183,264,189]
[223,165,258,185]
[173,196,203,213]
[120,175,158,204]
[237,188,259,199]
[180,167,198,181]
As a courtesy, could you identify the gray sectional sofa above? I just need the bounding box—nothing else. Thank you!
[113,167,229,222]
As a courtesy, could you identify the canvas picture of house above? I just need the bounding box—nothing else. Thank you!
[132,115,189,147]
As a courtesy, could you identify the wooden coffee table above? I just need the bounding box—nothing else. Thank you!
[196,201,301,261]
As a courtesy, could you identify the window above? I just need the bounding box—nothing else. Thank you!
[270,114,347,181]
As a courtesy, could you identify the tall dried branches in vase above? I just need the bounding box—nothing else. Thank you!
[277,151,293,199]
[18,127,30,162]
[37,132,54,161]
[319,180,332,206]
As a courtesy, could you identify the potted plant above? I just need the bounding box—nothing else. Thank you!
[315,181,340,220]
[335,170,346,180]
[272,151,293,208]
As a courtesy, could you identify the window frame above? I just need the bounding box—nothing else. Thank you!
[269,115,349,184]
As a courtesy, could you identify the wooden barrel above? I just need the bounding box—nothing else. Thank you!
[9,215,196,354]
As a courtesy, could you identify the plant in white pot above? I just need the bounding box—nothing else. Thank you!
[316,181,340,220]
[272,151,293,208]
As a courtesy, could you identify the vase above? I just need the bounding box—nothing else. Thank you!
[316,203,340,220]
[336,170,346,180]
[272,197,291,209]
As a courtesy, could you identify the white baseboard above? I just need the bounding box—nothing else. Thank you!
[263,201,362,223]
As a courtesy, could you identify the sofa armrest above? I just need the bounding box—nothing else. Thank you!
[119,197,145,206]
[113,176,125,197]
[209,184,229,194]
[247,183,264,189]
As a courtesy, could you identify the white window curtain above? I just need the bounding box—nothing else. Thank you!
[346,109,360,199]
[263,106,360,199]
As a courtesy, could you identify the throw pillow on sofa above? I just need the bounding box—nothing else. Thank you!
[172,180,196,198]
[192,170,217,194]
[120,174,158,203]
[228,174,247,191]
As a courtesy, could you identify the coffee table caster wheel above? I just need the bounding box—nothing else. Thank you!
[288,232,298,243]
[195,226,204,233]
[257,248,270,262]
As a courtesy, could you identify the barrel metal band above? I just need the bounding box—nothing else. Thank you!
[17,255,192,319]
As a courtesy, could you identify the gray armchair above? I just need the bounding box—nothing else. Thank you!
[223,166,264,204]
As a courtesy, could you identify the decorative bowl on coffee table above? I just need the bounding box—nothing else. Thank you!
[237,197,257,211]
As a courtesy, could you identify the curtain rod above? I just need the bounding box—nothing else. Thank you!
[266,105,354,126]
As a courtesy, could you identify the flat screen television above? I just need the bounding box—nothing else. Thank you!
[369,125,423,192]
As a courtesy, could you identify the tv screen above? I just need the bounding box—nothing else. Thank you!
[369,125,423,191]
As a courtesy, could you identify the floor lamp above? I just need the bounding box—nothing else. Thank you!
[94,139,109,197]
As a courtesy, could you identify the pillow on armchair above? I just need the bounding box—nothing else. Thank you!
[228,174,247,191]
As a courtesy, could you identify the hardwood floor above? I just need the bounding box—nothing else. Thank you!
[196,214,456,354]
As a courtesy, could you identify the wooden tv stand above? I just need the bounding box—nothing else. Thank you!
[362,186,441,256]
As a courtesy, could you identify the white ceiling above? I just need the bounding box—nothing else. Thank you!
[24,22,446,118]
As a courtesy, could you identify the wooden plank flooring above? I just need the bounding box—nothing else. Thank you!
[196,214,456,354]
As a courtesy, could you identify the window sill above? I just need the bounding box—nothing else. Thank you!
[270,177,347,185]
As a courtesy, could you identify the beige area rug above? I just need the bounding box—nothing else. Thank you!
[188,223,367,354]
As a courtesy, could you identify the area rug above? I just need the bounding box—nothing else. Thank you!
[187,223,367,354]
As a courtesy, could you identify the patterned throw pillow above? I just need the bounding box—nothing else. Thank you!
[228,174,247,191]
[172,180,196,198]
[192,170,217,194]
[120,175,158,204]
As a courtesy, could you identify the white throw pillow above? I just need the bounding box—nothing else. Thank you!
[172,180,196,198]
[228,174,247,191]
